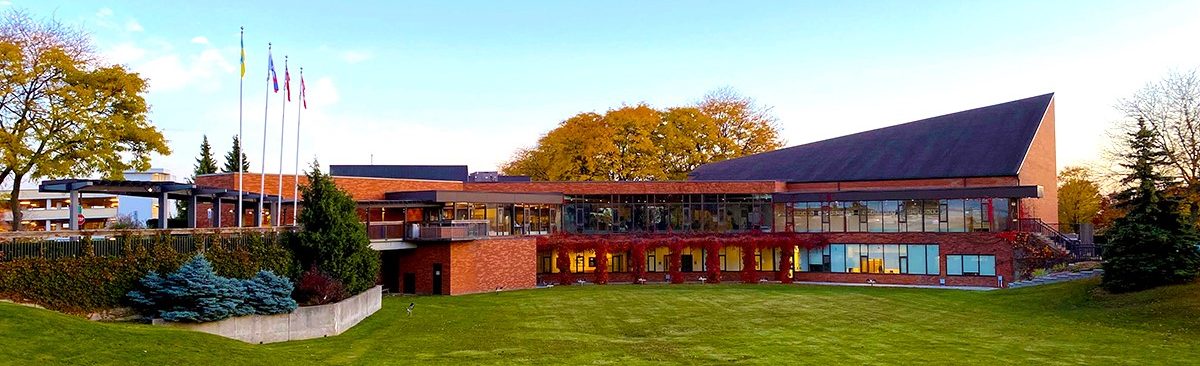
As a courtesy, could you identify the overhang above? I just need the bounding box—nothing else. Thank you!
[384,190,564,204]
[772,185,1043,202]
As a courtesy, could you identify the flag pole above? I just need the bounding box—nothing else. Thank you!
[275,56,288,226]
[292,67,303,226]
[236,26,245,228]
[259,43,273,227]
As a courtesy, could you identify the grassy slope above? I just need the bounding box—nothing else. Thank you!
[1,279,1197,365]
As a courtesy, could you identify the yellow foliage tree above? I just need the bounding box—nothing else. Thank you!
[1058,166,1102,233]
[0,11,169,230]
[502,89,783,181]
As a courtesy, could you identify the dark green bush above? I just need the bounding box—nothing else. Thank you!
[295,161,380,294]
[0,232,296,314]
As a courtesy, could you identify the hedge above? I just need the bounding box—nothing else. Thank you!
[0,232,295,314]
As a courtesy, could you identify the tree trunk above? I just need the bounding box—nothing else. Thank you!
[8,177,23,231]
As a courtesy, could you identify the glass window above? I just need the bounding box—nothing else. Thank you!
[831,244,846,273]
[908,245,926,275]
[927,245,940,275]
[845,244,861,273]
[826,203,843,232]
[883,244,900,274]
[797,247,808,272]
[806,203,822,233]
[965,199,986,232]
[905,201,923,232]
[980,255,996,276]
[947,255,963,275]
[963,254,980,275]
[882,201,899,232]
[868,201,884,232]
[947,199,966,232]
[868,244,884,273]
[845,202,865,232]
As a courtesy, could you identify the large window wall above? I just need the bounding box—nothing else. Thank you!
[778,198,1016,233]
[562,194,773,234]
[442,202,559,236]
[798,244,940,275]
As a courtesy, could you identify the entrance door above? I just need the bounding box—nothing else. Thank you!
[432,263,443,295]
[680,255,694,272]
[403,273,416,294]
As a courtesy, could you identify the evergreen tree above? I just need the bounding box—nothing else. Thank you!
[1102,119,1200,293]
[176,135,221,225]
[295,160,380,294]
[222,135,251,173]
[195,135,219,175]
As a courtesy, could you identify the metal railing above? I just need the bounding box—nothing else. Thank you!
[1015,218,1098,260]
[366,221,406,241]
[406,220,489,241]
[0,227,296,262]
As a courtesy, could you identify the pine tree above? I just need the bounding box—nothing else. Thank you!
[295,160,380,294]
[1102,119,1200,293]
[222,135,251,173]
[176,135,222,225]
[195,135,219,175]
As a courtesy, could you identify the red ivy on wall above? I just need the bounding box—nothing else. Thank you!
[630,240,647,282]
[594,244,609,284]
[778,242,795,284]
[740,239,758,284]
[704,238,722,284]
[668,238,684,284]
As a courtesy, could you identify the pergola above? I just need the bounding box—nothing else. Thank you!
[39,179,293,229]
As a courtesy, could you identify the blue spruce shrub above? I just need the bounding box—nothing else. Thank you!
[126,255,249,322]
[243,270,298,315]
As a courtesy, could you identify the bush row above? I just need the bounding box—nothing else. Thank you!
[0,233,295,314]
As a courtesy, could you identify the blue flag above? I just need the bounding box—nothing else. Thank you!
[268,51,279,92]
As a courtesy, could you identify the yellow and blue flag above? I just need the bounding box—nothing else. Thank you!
[239,29,246,78]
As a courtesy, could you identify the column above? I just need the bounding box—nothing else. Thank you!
[187,194,198,228]
[252,199,262,227]
[68,189,80,230]
[270,198,280,226]
[157,191,169,229]
[212,197,223,228]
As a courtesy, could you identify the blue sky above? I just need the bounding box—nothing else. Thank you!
[9,1,1200,180]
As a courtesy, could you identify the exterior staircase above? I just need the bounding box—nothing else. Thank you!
[1007,269,1103,289]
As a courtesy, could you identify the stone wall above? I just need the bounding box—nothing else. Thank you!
[161,286,382,344]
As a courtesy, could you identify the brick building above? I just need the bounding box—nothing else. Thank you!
[196,93,1060,291]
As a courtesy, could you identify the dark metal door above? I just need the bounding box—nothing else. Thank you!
[432,263,443,295]
[680,255,694,272]
[403,273,416,294]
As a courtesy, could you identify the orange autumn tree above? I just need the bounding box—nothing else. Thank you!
[501,88,783,181]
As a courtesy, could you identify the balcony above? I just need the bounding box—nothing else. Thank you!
[366,220,490,242]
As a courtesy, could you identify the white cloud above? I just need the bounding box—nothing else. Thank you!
[190,36,209,45]
[125,20,143,32]
[0,1,12,7]
[340,50,371,64]
[104,42,147,65]
[307,77,339,108]
[96,7,113,18]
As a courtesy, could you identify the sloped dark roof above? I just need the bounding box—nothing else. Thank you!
[689,93,1054,183]
[331,165,468,181]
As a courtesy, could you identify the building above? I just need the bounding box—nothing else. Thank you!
[2,190,120,231]
[194,93,1061,292]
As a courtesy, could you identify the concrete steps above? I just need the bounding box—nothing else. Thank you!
[1007,269,1103,289]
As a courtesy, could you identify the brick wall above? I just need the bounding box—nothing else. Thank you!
[1017,98,1058,222]
[449,237,536,295]
[386,237,536,296]
[194,173,463,201]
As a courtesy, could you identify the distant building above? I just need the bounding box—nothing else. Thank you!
[118,168,175,225]
[2,189,120,231]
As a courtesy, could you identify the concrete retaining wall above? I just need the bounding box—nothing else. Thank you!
[162,286,382,344]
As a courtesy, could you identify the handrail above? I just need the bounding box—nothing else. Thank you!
[0,226,297,240]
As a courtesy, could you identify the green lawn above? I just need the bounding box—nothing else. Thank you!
[2,279,1198,365]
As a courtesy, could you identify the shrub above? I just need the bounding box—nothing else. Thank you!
[0,232,298,314]
[295,161,380,294]
[243,270,298,315]
[293,266,349,306]
[127,255,251,322]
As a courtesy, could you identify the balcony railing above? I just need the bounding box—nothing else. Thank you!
[366,220,490,242]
